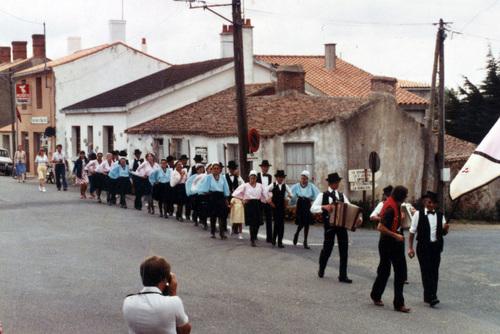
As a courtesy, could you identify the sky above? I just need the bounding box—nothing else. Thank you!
[1,0,500,89]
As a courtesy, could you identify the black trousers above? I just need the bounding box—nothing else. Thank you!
[262,203,273,241]
[132,176,144,210]
[272,207,285,245]
[209,193,228,237]
[55,164,67,190]
[371,237,406,308]
[319,226,348,278]
[417,242,442,302]
[250,225,260,241]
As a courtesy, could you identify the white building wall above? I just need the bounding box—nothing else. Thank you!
[53,43,168,154]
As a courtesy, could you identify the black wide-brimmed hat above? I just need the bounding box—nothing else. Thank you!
[134,149,142,155]
[259,160,271,167]
[227,160,238,169]
[166,155,175,162]
[179,154,189,160]
[274,170,286,178]
[422,190,438,203]
[383,185,394,196]
[326,172,342,183]
[193,154,203,162]
[119,150,128,158]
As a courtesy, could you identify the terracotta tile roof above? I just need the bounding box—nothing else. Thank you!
[445,134,476,162]
[126,84,372,137]
[13,42,169,77]
[0,58,29,72]
[397,79,430,89]
[62,58,234,110]
[255,55,428,106]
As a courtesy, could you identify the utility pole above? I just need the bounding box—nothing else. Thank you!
[437,18,446,209]
[231,0,250,180]
[175,0,250,179]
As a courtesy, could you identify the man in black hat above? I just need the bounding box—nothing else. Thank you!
[408,191,449,307]
[189,155,203,176]
[311,172,354,283]
[131,149,144,172]
[130,149,144,210]
[257,160,273,243]
[267,170,291,248]
[179,154,192,220]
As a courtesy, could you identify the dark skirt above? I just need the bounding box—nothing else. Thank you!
[93,173,106,190]
[143,179,152,196]
[115,176,132,194]
[295,197,314,226]
[208,192,228,218]
[153,182,171,202]
[245,199,263,227]
[196,194,210,219]
[173,183,187,205]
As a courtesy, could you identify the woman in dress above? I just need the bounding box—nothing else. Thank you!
[290,170,320,249]
[185,164,206,227]
[108,157,131,209]
[135,153,159,214]
[170,160,188,222]
[73,151,89,199]
[34,148,49,192]
[149,158,172,219]
[101,153,115,205]
[232,170,269,247]
[85,152,98,199]
[91,153,106,203]
[14,144,27,183]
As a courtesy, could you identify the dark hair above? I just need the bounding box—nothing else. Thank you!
[391,186,408,203]
[56,144,62,149]
[140,256,171,287]
[89,152,97,160]
[160,159,167,163]
[79,150,86,155]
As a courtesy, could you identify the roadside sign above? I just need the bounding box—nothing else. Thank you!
[348,169,372,182]
[246,152,259,162]
[350,181,377,191]
[369,151,380,173]
[16,83,31,104]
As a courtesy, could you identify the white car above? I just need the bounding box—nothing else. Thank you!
[0,148,14,176]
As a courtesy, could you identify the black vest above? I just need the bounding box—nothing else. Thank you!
[271,182,287,209]
[226,174,239,193]
[321,191,344,229]
[416,209,444,250]
[257,173,272,186]
[132,158,143,172]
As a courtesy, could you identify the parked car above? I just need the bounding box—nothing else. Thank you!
[0,148,13,176]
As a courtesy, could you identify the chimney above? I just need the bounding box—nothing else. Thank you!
[32,34,46,58]
[276,64,306,95]
[0,47,11,63]
[370,76,397,95]
[67,36,82,55]
[220,18,254,83]
[109,19,126,42]
[11,41,27,60]
[325,43,336,70]
[141,37,148,53]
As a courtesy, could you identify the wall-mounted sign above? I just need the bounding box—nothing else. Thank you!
[195,147,208,163]
[31,116,48,124]
[16,83,31,104]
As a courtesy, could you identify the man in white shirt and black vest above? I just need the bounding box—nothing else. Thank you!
[257,160,273,243]
[267,170,291,248]
[408,191,449,307]
[311,172,353,283]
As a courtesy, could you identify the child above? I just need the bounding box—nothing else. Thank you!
[230,197,245,239]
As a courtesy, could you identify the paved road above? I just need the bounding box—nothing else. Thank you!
[1,178,499,333]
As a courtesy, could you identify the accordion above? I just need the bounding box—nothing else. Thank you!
[400,203,414,230]
[329,202,363,231]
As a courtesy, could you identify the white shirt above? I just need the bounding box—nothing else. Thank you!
[410,208,446,242]
[123,287,189,334]
[170,169,188,187]
[228,174,244,187]
[52,151,66,164]
[96,160,113,174]
[310,187,350,214]
[267,182,292,200]
[370,201,384,219]
[135,161,159,178]
[35,155,48,166]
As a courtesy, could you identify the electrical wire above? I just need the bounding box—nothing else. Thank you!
[458,0,499,33]
[0,7,43,25]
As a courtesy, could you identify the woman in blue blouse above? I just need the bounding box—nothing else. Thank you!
[149,158,172,219]
[108,157,131,209]
[290,170,320,249]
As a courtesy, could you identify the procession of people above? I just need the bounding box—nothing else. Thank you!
[15,144,451,313]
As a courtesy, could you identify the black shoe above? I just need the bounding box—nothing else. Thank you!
[57,188,61,191]
[203,224,208,231]
[63,188,67,191]
[271,240,276,247]
[278,243,285,249]
[120,204,127,209]
[304,242,310,250]
[293,233,298,246]
[251,240,256,247]
[211,234,216,239]
[266,239,272,243]
[429,299,440,307]
[318,268,325,278]
[338,277,353,284]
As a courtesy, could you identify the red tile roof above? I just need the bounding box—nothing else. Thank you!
[62,58,234,110]
[445,134,476,162]
[126,84,372,138]
[255,55,428,106]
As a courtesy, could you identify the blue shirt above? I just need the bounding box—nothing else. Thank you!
[290,182,320,205]
[197,174,230,197]
[109,164,130,179]
[149,168,171,185]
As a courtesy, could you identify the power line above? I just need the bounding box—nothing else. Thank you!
[0,8,43,25]
[458,0,499,33]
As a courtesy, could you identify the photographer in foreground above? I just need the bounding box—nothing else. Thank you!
[123,256,191,334]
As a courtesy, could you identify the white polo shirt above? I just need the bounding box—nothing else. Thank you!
[123,287,189,334]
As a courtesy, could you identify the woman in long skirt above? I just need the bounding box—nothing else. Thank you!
[134,153,159,214]
[232,170,269,247]
[108,157,131,208]
[149,158,172,218]
[290,170,320,249]
[186,164,206,226]
[100,153,115,204]
[170,160,188,222]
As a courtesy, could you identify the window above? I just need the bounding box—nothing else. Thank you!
[87,126,93,153]
[226,144,239,164]
[72,126,81,156]
[153,138,164,161]
[103,126,114,153]
[170,138,183,159]
[284,143,314,184]
[36,77,43,109]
